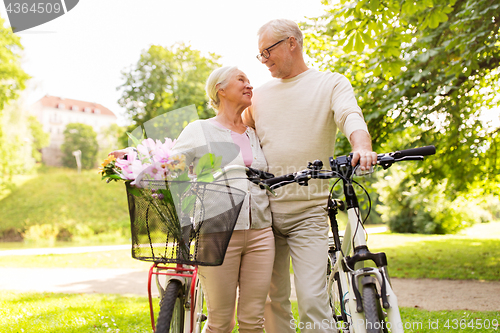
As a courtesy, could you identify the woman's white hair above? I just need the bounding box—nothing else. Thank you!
[205,66,239,112]
[257,19,303,49]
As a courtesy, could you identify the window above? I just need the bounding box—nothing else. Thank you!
[57,103,65,109]
[84,107,92,113]
[94,108,101,114]
[71,105,79,111]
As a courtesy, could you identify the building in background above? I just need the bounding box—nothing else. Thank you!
[30,95,117,166]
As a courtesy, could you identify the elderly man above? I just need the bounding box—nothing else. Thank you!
[243,19,377,333]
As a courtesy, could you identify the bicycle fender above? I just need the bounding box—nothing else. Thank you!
[168,275,187,286]
[361,273,390,310]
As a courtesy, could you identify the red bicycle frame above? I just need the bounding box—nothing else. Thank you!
[147,262,199,332]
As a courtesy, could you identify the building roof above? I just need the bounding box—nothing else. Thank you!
[38,95,117,117]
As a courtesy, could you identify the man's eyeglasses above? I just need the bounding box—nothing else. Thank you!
[256,37,289,61]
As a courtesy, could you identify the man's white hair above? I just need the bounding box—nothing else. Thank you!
[257,19,303,49]
[205,66,239,112]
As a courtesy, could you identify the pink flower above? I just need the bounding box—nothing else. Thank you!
[152,138,177,164]
[137,138,161,159]
[115,150,138,179]
[132,162,166,185]
[108,137,185,186]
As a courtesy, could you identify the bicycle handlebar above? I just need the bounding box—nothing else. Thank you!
[256,145,436,190]
[211,145,435,192]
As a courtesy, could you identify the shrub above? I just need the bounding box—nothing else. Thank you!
[377,169,477,234]
[23,224,59,243]
[61,123,98,169]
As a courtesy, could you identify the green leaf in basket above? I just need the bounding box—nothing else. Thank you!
[181,194,197,213]
[126,132,142,147]
[194,153,222,182]
[175,171,190,182]
[212,154,222,170]
[194,153,211,175]
[127,186,142,197]
[103,174,123,180]
[196,172,212,182]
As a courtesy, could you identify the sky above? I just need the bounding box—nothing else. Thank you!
[1,0,328,125]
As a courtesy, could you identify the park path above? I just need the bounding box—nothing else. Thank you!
[1,244,499,312]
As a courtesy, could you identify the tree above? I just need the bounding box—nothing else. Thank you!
[304,0,499,195]
[117,42,222,142]
[0,102,39,181]
[303,0,499,232]
[28,115,50,162]
[0,15,30,190]
[61,123,98,170]
[0,16,29,111]
[96,123,125,162]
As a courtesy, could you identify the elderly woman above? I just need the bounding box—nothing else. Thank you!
[172,66,274,333]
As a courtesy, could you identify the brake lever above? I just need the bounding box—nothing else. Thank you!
[378,155,395,169]
[394,156,424,162]
[295,171,312,186]
[259,182,277,197]
[249,178,277,197]
[378,155,424,169]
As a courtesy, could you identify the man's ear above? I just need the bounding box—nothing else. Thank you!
[289,36,298,51]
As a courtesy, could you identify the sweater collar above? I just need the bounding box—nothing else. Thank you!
[280,68,314,83]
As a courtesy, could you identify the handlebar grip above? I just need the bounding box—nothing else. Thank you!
[393,145,436,158]
[261,174,295,187]
[246,167,275,179]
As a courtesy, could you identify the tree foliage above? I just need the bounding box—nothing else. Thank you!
[97,123,125,161]
[117,43,222,142]
[304,0,500,195]
[0,102,46,187]
[0,16,31,190]
[61,123,98,170]
[28,115,50,162]
[0,16,29,112]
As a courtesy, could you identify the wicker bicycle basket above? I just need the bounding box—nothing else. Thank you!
[126,180,245,266]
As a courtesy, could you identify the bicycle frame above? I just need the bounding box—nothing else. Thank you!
[147,262,199,333]
[328,178,403,333]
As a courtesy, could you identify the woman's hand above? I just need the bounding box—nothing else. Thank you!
[108,149,128,159]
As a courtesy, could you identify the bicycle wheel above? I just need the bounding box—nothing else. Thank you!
[362,283,385,333]
[193,276,208,333]
[329,273,350,332]
[329,277,342,319]
[155,279,185,333]
[328,252,344,319]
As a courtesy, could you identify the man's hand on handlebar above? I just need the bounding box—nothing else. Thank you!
[351,149,378,171]
[349,130,377,171]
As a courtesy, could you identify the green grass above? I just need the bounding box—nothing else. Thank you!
[0,166,129,243]
[1,291,154,332]
[3,292,498,333]
[366,221,500,280]
[372,237,500,280]
[397,308,499,332]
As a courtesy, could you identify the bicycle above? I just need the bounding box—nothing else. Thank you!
[125,180,247,333]
[245,145,436,333]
